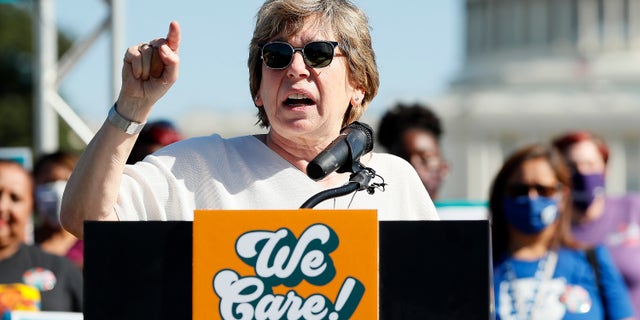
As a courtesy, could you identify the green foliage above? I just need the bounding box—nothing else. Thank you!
[0,3,79,153]
[0,4,34,97]
[0,96,32,147]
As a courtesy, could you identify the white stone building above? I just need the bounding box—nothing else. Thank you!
[432,0,640,201]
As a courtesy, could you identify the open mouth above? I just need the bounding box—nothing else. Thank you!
[284,93,315,107]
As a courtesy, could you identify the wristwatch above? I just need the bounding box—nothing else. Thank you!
[107,103,146,135]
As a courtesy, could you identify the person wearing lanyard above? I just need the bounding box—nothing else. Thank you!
[490,144,635,320]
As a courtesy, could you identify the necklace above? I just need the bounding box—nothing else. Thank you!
[503,250,558,320]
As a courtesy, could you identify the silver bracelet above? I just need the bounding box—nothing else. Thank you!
[107,103,146,135]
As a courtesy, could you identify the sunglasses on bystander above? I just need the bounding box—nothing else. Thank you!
[507,183,562,198]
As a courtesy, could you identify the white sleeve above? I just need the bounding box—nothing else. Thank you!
[369,153,439,221]
[115,146,198,221]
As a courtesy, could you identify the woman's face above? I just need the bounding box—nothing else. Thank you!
[256,17,363,143]
[402,129,448,198]
[0,163,33,251]
[507,158,561,201]
[566,140,606,175]
[503,157,565,237]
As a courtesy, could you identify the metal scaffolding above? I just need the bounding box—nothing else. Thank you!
[33,0,124,155]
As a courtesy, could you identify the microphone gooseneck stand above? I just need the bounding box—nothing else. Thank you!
[301,121,382,209]
[300,165,381,209]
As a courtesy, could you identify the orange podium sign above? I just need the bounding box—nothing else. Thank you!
[193,209,378,320]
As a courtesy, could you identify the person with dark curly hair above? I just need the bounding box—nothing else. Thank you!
[377,103,449,200]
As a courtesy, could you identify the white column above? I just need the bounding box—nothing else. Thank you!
[484,0,496,52]
[621,138,640,192]
[607,139,627,196]
[438,133,465,200]
[466,138,502,201]
[110,0,125,102]
[466,1,481,56]
[34,0,59,155]
[496,0,511,47]
[628,0,640,48]
[577,0,600,52]
[528,0,549,46]
[550,0,574,50]
[602,0,626,49]
[511,0,526,46]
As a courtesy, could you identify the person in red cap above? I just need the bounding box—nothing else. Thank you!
[126,120,183,164]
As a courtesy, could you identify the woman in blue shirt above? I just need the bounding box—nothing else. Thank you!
[490,143,634,320]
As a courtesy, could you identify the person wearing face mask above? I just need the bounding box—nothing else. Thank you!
[490,144,634,320]
[0,160,82,316]
[32,151,82,269]
[553,130,640,315]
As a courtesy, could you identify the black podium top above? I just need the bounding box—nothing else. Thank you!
[84,220,493,320]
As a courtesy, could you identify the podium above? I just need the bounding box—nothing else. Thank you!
[84,220,493,319]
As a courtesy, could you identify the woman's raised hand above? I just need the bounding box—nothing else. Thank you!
[117,21,181,121]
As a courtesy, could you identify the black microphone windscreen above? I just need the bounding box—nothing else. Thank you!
[306,121,374,180]
[347,121,374,154]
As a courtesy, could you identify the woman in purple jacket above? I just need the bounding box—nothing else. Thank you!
[553,130,640,315]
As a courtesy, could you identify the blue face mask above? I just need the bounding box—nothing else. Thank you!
[503,195,559,234]
[35,180,67,228]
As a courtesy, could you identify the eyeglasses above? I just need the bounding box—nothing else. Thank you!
[261,41,340,69]
[410,154,447,172]
[507,183,561,197]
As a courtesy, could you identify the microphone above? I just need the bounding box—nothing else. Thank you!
[306,121,374,180]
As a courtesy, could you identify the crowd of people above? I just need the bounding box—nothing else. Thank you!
[376,101,640,319]
[1,0,638,318]
[490,143,636,320]
[0,121,183,317]
[0,158,82,317]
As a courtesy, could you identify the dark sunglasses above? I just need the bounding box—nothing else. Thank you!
[261,41,340,69]
[507,183,561,197]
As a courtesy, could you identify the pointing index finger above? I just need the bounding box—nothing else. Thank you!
[166,21,181,53]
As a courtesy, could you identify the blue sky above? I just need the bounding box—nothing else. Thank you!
[54,1,464,128]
